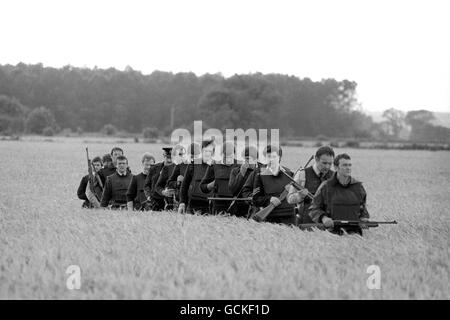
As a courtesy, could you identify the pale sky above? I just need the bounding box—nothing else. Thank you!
[1,0,449,112]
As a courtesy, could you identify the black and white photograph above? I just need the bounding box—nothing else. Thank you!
[0,0,449,308]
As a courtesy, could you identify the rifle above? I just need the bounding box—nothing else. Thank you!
[208,197,253,201]
[298,220,398,230]
[252,155,314,222]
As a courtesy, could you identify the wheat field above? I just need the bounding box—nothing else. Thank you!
[0,138,449,299]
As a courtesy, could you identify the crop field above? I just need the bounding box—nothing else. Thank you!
[0,137,449,299]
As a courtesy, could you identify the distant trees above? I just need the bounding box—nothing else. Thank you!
[25,106,57,134]
[404,110,450,142]
[0,63,448,142]
[0,95,28,134]
[382,108,405,139]
[142,127,159,139]
[0,63,372,137]
[101,124,117,136]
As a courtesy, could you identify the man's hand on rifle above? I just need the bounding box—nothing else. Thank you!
[360,217,370,228]
[177,175,184,183]
[269,197,282,207]
[322,216,334,228]
[290,188,310,204]
[178,203,186,214]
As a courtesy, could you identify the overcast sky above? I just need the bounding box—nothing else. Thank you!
[1,0,449,112]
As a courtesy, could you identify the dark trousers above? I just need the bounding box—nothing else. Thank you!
[266,214,297,226]
[110,202,127,210]
[211,200,231,215]
[149,198,165,211]
[332,226,363,236]
[188,199,210,215]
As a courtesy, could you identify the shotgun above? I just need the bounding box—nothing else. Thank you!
[298,220,398,230]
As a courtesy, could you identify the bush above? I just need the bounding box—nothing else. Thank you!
[0,95,28,134]
[330,140,340,148]
[60,128,72,137]
[316,134,328,142]
[25,106,57,134]
[142,127,159,139]
[101,124,117,136]
[314,141,323,147]
[143,138,158,144]
[42,126,55,136]
[76,127,83,135]
[344,140,360,148]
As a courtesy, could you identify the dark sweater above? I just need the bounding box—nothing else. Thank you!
[252,166,295,217]
[77,175,89,201]
[100,171,133,207]
[126,172,148,205]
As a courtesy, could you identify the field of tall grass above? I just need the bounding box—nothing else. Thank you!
[0,138,449,299]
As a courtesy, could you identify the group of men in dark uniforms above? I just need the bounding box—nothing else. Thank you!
[78,140,370,234]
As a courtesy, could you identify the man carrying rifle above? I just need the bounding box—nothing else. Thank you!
[100,155,133,209]
[309,153,370,235]
[252,145,296,225]
[126,153,155,211]
[165,143,199,206]
[144,147,173,211]
[287,146,335,224]
[77,156,103,208]
[200,141,239,215]
[178,140,214,215]
[228,145,262,217]
[157,145,188,210]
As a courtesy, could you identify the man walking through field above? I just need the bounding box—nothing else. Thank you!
[252,145,296,225]
[77,156,103,208]
[178,140,214,215]
[287,146,335,224]
[200,141,239,215]
[126,153,155,211]
[309,153,370,235]
[100,155,133,209]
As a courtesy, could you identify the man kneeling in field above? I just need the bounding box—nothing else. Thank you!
[100,155,133,210]
[309,153,370,235]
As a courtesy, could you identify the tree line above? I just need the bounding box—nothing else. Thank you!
[0,63,448,143]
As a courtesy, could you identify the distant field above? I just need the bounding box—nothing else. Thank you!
[0,138,449,299]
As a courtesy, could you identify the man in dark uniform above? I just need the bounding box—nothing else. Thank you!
[144,147,173,211]
[309,153,370,235]
[287,146,335,224]
[100,155,133,209]
[252,145,296,225]
[200,141,239,215]
[228,145,262,217]
[126,153,155,211]
[165,143,199,205]
[98,147,124,185]
[77,156,102,208]
[178,140,214,215]
[156,145,185,210]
